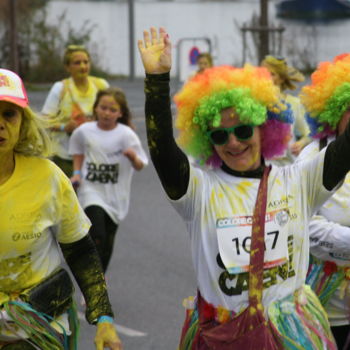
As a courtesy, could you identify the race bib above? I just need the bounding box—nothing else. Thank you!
[216,209,290,274]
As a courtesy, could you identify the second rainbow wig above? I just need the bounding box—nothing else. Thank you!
[301,53,350,138]
[174,65,293,166]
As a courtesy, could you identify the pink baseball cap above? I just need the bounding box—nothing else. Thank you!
[0,69,28,108]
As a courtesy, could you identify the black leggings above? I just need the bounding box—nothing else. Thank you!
[84,205,118,273]
[331,324,350,350]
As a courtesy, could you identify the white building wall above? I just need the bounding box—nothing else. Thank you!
[47,1,350,79]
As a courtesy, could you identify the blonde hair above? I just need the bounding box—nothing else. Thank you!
[15,107,52,157]
[63,45,90,66]
[261,55,304,91]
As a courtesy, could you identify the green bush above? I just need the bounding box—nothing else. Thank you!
[1,1,108,82]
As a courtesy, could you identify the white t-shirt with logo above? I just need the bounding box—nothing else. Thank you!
[69,121,148,224]
[298,139,350,326]
[170,149,334,315]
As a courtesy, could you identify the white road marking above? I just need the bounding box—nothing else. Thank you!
[77,311,147,337]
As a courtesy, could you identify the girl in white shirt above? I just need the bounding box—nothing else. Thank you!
[69,88,148,272]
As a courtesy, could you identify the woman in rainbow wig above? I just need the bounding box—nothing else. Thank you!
[298,53,350,350]
[137,27,350,349]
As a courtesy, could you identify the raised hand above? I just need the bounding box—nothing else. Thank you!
[137,27,172,74]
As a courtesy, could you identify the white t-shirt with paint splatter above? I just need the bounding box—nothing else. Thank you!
[69,121,148,224]
[170,148,334,315]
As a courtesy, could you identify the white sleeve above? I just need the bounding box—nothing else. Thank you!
[310,215,350,262]
[297,148,335,216]
[69,127,85,155]
[169,165,205,222]
[125,129,149,166]
[295,140,319,164]
[103,79,110,88]
[41,81,64,116]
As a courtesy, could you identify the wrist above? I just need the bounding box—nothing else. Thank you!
[97,315,114,324]
[145,72,170,81]
[73,169,82,176]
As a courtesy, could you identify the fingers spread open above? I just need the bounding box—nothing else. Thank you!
[150,26,158,45]
[159,27,167,39]
[137,39,144,52]
[143,30,151,48]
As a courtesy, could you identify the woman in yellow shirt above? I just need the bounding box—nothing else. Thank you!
[0,68,120,350]
[42,45,109,177]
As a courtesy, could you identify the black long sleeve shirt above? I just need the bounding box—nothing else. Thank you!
[60,234,114,324]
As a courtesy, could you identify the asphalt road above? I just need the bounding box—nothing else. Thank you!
[28,78,197,350]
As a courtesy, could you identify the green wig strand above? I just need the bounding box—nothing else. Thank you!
[319,82,350,129]
[193,88,267,130]
[181,88,267,163]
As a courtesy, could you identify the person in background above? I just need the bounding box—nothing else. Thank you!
[196,52,213,75]
[42,45,109,177]
[298,53,350,350]
[262,55,311,165]
[188,52,214,81]
[137,26,350,349]
[0,68,121,350]
[69,87,148,273]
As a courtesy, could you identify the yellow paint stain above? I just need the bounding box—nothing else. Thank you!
[249,306,257,316]
[220,184,251,213]
[217,305,231,323]
[0,253,35,293]
[341,201,349,209]
[236,181,253,196]
[209,189,229,217]
[274,178,283,186]
[147,115,157,130]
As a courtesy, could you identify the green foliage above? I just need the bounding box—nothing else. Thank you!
[1,1,107,82]
[27,8,98,82]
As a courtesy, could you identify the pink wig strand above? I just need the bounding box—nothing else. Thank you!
[261,120,292,159]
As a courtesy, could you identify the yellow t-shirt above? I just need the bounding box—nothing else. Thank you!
[0,154,90,295]
[43,76,109,159]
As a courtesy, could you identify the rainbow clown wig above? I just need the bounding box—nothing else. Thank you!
[174,65,293,167]
[301,53,350,138]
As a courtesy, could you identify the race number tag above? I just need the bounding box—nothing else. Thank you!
[216,209,289,274]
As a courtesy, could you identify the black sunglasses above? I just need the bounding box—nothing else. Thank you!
[206,124,254,145]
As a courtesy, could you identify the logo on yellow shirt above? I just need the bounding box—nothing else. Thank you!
[12,232,42,242]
